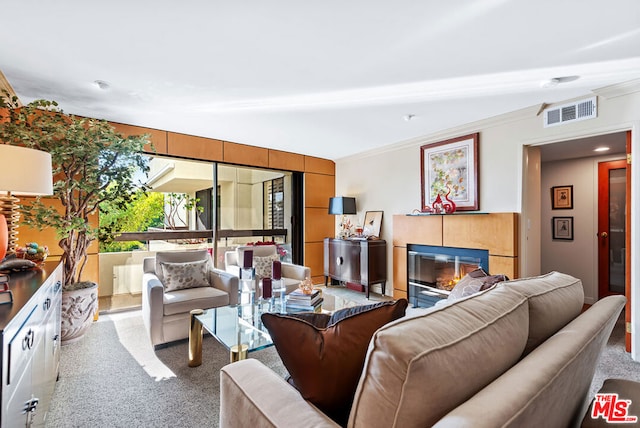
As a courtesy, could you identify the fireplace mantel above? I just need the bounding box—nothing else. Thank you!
[392,213,519,300]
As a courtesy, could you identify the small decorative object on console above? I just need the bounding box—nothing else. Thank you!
[16,242,48,264]
[299,276,314,294]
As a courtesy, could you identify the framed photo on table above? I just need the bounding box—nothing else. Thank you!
[552,216,573,240]
[420,133,479,211]
[363,211,383,238]
[551,185,573,209]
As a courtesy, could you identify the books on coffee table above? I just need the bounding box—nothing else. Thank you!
[286,288,323,311]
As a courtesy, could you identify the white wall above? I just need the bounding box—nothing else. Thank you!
[541,154,624,304]
[335,84,640,357]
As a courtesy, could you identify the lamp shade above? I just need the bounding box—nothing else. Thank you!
[0,144,53,195]
[328,197,356,215]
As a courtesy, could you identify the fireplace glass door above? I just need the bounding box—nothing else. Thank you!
[407,245,489,308]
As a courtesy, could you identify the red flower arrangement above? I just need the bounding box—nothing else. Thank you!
[247,241,288,259]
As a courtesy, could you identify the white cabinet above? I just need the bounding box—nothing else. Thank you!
[1,262,62,427]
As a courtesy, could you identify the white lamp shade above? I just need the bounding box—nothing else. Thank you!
[0,144,53,195]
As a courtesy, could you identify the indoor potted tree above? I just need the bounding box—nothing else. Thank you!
[0,92,151,343]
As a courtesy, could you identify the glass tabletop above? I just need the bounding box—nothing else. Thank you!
[196,304,274,353]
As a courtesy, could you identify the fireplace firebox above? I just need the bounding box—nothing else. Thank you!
[407,244,489,308]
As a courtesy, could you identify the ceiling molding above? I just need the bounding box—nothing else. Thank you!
[593,78,640,99]
[336,104,541,163]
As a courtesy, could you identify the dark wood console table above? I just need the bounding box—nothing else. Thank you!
[323,238,387,298]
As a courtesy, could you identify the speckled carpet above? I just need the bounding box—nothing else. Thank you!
[45,289,639,427]
[45,309,287,428]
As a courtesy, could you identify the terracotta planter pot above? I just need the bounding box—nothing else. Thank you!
[61,282,98,345]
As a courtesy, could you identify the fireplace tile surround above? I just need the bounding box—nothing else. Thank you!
[392,213,519,301]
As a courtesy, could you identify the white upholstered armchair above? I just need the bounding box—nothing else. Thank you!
[142,249,238,348]
[224,245,310,294]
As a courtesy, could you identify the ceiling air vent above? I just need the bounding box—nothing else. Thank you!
[543,96,597,128]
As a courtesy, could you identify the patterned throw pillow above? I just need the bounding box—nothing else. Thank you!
[447,268,508,301]
[160,259,210,291]
[253,254,279,278]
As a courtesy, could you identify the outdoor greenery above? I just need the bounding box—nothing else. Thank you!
[99,190,164,252]
[0,92,151,288]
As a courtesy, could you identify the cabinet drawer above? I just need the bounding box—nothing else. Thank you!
[7,305,39,386]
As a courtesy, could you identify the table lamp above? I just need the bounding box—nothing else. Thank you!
[0,144,53,257]
[328,196,356,238]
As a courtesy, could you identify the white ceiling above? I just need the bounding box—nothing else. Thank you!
[1,1,640,161]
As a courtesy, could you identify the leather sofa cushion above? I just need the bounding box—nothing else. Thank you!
[349,286,529,428]
[163,286,229,316]
[500,271,584,355]
[261,299,408,426]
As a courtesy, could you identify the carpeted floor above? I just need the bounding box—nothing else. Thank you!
[45,287,640,427]
[589,311,640,397]
[45,309,287,428]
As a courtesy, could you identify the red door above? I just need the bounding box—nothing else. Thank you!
[597,131,632,351]
[597,158,627,298]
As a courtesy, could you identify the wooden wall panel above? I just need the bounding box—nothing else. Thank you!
[393,246,407,299]
[392,215,443,247]
[110,122,168,155]
[223,141,268,167]
[18,197,99,256]
[304,241,325,283]
[489,256,518,279]
[443,213,518,256]
[391,213,520,295]
[305,207,334,243]
[304,156,335,175]
[269,150,305,172]
[167,132,223,161]
[305,173,335,208]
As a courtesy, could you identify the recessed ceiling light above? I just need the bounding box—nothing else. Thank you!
[594,146,610,152]
[93,80,110,90]
[540,75,580,88]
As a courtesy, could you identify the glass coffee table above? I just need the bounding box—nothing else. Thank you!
[189,290,325,366]
[189,300,287,366]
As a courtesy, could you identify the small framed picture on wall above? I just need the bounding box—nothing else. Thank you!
[551,185,573,209]
[552,216,574,240]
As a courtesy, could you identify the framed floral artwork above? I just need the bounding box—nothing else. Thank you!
[420,133,479,211]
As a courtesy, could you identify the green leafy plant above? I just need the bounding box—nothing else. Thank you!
[0,91,151,289]
[99,190,164,252]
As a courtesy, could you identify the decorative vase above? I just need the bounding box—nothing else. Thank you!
[61,281,98,345]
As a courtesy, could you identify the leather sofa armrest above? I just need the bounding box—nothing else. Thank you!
[281,262,311,281]
[142,272,165,346]
[211,268,239,305]
[220,359,339,428]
